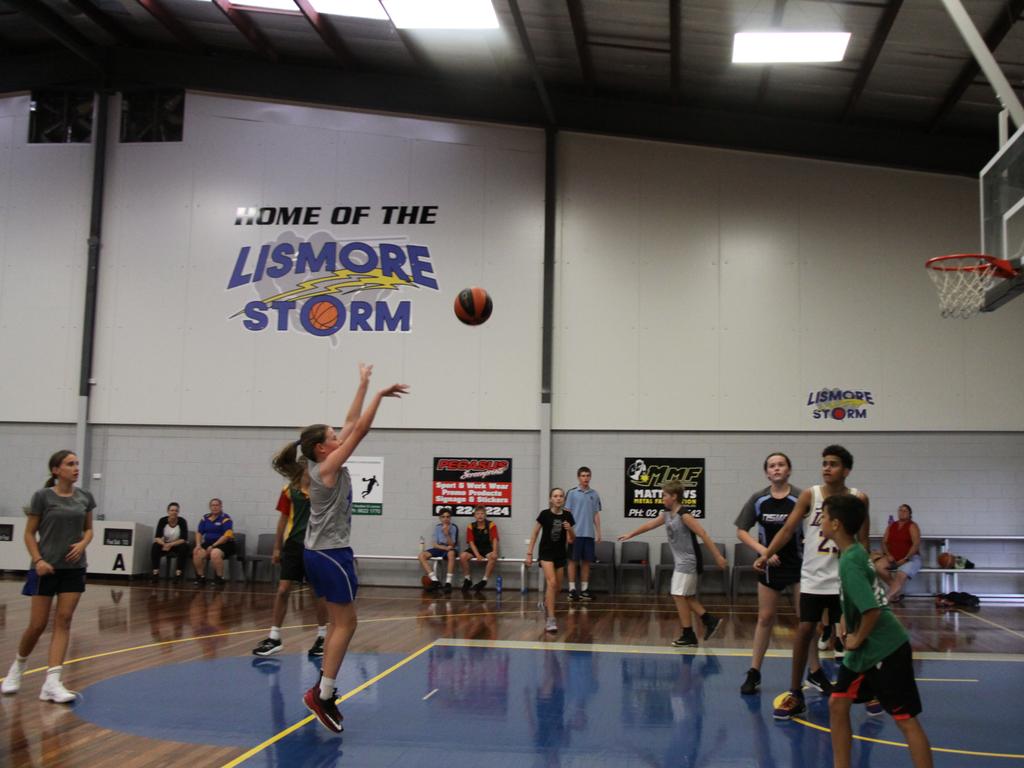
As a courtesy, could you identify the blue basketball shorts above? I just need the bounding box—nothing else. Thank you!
[303,547,358,604]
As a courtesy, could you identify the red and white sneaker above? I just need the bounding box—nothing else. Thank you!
[303,686,343,733]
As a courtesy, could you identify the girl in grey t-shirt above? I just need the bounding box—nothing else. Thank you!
[2,449,95,704]
[270,363,408,735]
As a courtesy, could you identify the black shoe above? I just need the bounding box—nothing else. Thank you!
[702,614,723,641]
[443,582,453,594]
[461,578,472,593]
[672,629,698,647]
[308,636,325,657]
[740,668,761,695]
[579,589,594,601]
[213,576,226,587]
[806,668,834,695]
[173,573,183,584]
[193,576,206,586]
[569,589,580,602]
[427,579,441,592]
[150,573,160,583]
[253,637,283,657]
[473,580,486,593]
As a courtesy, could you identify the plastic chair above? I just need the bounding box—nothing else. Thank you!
[698,542,729,594]
[248,533,279,583]
[229,532,247,582]
[617,541,651,593]
[730,543,760,600]
[654,542,675,593]
[588,540,616,593]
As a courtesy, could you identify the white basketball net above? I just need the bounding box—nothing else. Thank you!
[927,259,1001,319]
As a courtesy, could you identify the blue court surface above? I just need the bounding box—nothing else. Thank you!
[74,640,1024,767]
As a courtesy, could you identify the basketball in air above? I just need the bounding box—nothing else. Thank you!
[454,287,493,326]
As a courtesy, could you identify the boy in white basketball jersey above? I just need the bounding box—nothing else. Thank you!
[754,445,870,720]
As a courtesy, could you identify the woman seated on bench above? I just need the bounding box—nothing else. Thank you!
[873,503,922,603]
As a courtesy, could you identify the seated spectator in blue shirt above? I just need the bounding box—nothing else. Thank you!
[418,507,459,593]
[192,498,235,587]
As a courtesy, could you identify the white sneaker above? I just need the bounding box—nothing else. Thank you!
[39,678,77,703]
[1,663,23,694]
[545,617,557,633]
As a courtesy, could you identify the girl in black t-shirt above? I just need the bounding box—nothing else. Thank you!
[525,488,575,634]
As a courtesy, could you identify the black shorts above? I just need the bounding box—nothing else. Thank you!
[22,568,86,597]
[202,541,236,558]
[832,642,922,719]
[799,592,841,624]
[539,559,567,571]
[280,540,307,582]
[464,546,492,558]
[759,567,801,592]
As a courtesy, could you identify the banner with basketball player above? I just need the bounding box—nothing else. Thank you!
[624,458,705,519]
[432,457,512,517]
[348,456,384,516]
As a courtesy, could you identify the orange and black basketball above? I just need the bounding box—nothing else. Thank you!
[308,299,339,330]
[454,287,493,326]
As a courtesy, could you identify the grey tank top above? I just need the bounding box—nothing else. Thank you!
[305,460,353,551]
[664,509,697,573]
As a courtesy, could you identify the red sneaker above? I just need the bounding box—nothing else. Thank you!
[303,686,343,733]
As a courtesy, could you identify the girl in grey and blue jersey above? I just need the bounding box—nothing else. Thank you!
[272,363,408,735]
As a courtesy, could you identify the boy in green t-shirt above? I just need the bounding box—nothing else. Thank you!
[821,494,933,768]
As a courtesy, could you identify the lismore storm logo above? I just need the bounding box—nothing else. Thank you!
[807,388,875,421]
[226,205,440,339]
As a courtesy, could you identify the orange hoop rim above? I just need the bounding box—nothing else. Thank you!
[925,253,1017,279]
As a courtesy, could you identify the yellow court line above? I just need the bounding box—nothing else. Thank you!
[957,608,1024,641]
[219,641,436,768]
[793,717,1024,759]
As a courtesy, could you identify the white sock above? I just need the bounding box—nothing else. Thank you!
[319,675,336,700]
[581,581,589,591]
[46,666,62,684]
[446,573,453,584]
[317,625,328,639]
[13,655,27,668]
[269,626,281,641]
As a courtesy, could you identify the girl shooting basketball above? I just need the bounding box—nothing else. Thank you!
[272,363,407,733]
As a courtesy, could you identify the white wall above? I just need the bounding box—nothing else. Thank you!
[554,133,1024,431]
[0,94,94,423]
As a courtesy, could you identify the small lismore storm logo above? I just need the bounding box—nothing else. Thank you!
[807,388,875,421]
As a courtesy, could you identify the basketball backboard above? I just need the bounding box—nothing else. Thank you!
[979,123,1024,311]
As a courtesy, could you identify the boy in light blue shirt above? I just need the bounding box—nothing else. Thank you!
[564,466,602,601]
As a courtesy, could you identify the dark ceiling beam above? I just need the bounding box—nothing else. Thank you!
[294,0,354,69]
[566,0,595,95]
[757,0,787,103]
[507,0,556,124]
[3,0,103,70]
[135,0,204,52]
[669,0,681,103]
[0,46,991,176]
[842,0,902,122]
[211,0,279,62]
[928,0,1024,133]
[66,0,137,46]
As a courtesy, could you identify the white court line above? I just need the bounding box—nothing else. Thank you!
[422,688,439,700]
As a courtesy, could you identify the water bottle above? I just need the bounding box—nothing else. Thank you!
[419,536,425,552]
[496,575,503,594]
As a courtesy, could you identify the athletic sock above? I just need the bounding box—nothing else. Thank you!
[581,581,589,591]
[269,626,282,641]
[46,666,62,684]
[14,655,27,667]
[317,625,328,639]
[445,573,453,584]
[319,675,336,700]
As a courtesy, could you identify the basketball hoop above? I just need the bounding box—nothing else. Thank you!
[925,254,1017,318]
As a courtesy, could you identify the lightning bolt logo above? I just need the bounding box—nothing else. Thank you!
[231,268,417,318]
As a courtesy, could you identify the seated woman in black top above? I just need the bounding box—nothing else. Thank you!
[151,502,190,582]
